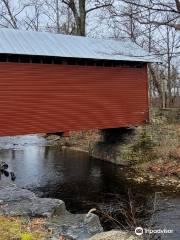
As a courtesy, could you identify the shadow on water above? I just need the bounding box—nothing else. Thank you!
[0,135,179,239]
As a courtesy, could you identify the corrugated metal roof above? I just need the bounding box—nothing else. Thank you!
[0,28,157,62]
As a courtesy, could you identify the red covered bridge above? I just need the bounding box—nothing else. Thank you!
[0,29,155,136]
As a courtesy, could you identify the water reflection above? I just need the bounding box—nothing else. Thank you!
[0,135,179,239]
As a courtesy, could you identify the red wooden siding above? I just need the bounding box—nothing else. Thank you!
[0,63,149,136]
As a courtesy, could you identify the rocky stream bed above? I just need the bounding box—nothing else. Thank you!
[0,183,138,240]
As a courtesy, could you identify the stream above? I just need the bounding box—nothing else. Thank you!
[0,134,179,240]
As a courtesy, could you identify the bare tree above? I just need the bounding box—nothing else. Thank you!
[119,0,180,30]
[22,0,45,31]
[0,0,179,108]
[0,0,29,29]
[106,0,179,107]
[61,0,114,36]
[43,0,76,34]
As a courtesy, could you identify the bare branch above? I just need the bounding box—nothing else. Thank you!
[1,0,18,28]
[120,0,180,14]
[86,3,113,14]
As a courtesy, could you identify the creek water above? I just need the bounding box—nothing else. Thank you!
[0,134,179,240]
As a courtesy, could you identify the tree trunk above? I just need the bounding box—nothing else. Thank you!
[62,0,86,36]
[148,64,164,107]
[56,0,61,33]
[166,26,172,107]
[78,0,86,36]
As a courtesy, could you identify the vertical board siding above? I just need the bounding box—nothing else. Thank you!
[0,63,149,136]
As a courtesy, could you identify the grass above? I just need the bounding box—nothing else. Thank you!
[128,108,180,183]
[143,108,179,161]
[122,108,180,165]
[0,216,49,240]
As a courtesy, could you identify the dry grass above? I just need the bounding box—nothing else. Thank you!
[133,109,180,180]
[133,109,180,164]
[148,124,179,161]
[0,216,49,240]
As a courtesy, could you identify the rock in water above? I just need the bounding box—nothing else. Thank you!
[0,184,66,217]
[89,230,140,240]
[46,213,103,240]
[0,184,103,239]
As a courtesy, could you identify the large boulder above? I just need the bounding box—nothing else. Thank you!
[46,213,103,240]
[0,184,103,239]
[89,230,139,240]
[0,184,66,217]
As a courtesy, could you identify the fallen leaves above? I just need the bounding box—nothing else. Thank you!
[0,216,49,240]
[149,161,180,177]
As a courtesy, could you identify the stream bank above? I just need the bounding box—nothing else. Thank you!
[49,109,180,192]
[0,133,180,239]
[0,183,138,240]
